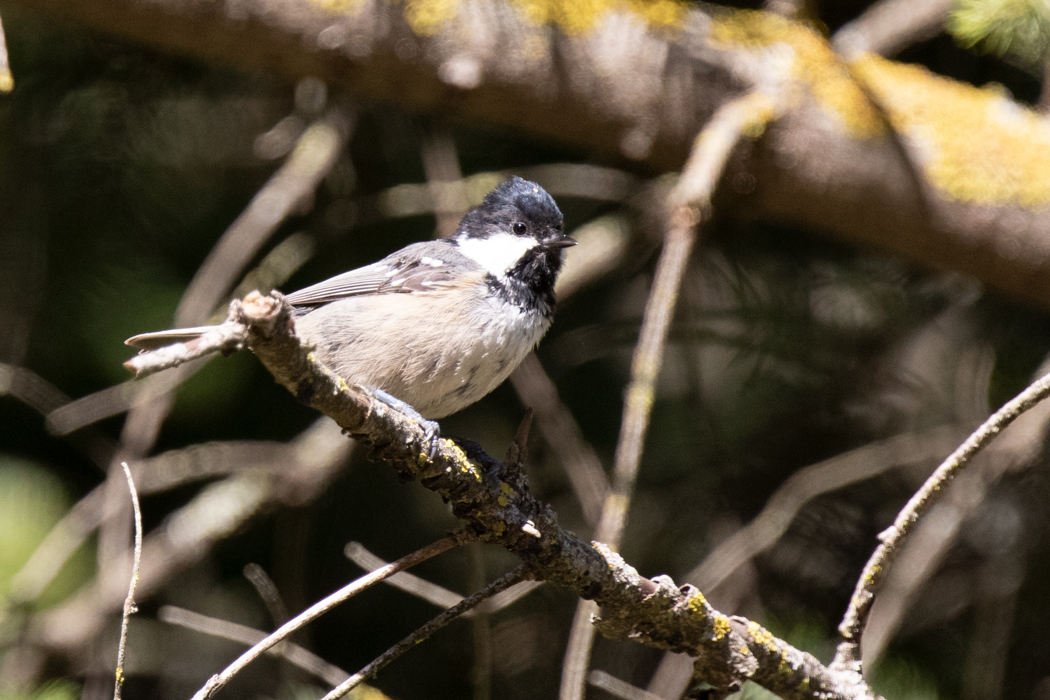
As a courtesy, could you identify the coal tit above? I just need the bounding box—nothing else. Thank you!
[127,177,575,430]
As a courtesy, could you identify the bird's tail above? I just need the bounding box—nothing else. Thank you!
[125,326,217,351]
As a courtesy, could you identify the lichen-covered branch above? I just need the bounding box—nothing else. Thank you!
[10,0,1050,308]
[131,289,869,699]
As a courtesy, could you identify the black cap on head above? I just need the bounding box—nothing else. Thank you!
[457,176,563,238]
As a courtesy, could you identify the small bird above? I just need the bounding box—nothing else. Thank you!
[127,177,574,440]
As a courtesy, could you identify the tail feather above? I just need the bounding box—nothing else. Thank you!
[125,326,216,351]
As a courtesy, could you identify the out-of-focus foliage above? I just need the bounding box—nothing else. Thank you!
[0,458,91,607]
[949,0,1050,71]
[0,681,79,700]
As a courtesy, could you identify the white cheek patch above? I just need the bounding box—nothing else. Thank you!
[456,233,538,277]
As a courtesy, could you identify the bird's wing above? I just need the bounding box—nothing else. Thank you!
[284,241,469,307]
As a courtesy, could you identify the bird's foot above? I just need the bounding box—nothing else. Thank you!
[370,388,442,461]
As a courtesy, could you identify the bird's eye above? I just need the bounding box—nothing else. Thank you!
[513,222,527,235]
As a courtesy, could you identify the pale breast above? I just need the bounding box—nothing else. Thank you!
[293,289,551,418]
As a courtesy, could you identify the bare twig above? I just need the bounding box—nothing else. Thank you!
[190,532,472,700]
[687,425,972,593]
[345,541,542,614]
[833,368,1050,672]
[158,605,352,688]
[833,0,953,59]
[319,566,530,700]
[30,418,353,652]
[345,541,464,609]
[243,563,290,627]
[561,92,779,700]
[862,353,1050,666]
[588,670,665,700]
[0,363,116,467]
[123,320,246,377]
[175,108,352,327]
[112,462,142,700]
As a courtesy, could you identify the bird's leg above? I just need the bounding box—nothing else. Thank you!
[369,388,442,460]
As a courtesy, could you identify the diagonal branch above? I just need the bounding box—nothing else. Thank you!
[832,369,1050,673]
[126,290,860,699]
[191,532,472,700]
[319,566,530,700]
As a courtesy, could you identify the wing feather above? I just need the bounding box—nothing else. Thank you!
[284,241,467,307]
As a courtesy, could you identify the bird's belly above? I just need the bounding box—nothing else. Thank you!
[295,294,550,418]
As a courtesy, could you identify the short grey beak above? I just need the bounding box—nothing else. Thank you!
[548,235,577,249]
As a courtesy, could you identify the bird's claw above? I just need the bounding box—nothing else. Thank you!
[369,388,442,461]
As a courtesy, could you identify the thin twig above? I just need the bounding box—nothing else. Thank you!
[319,566,529,700]
[862,353,1050,667]
[123,319,247,377]
[158,605,352,688]
[190,532,472,700]
[243,563,290,627]
[588,670,665,700]
[112,462,142,700]
[345,541,462,609]
[175,108,353,327]
[687,425,972,592]
[833,369,1050,672]
[561,92,779,700]
[345,541,543,615]
[833,0,952,58]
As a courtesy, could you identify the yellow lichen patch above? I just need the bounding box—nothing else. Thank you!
[685,590,710,619]
[746,620,779,653]
[507,0,688,36]
[442,441,483,481]
[309,0,364,12]
[852,54,1050,208]
[500,481,518,497]
[404,0,463,36]
[711,614,731,642]
[626,0,687,30]
[498,494,509,506]
[710,10,885,138]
